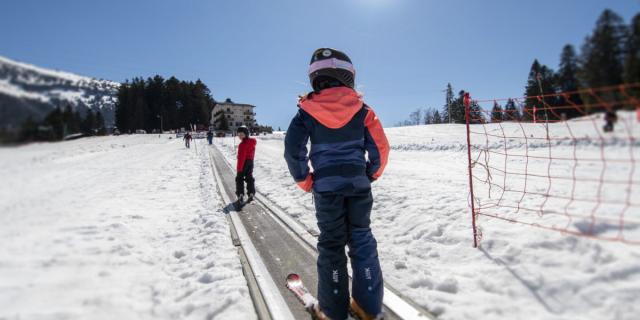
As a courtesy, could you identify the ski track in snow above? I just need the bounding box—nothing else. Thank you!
[216,114,640,320]
[0,136,255,320]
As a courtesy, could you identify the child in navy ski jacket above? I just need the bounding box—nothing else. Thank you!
[236,126,256,202]
[284,48,390,320]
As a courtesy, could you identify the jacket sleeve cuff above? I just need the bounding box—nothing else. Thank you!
[296,174,313,192]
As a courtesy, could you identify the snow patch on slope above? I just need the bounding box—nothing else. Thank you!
[0,78,48,102]
[0,136,255,319]
[0,55,108,85]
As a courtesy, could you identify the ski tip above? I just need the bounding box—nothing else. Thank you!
[286,273,300,282]
[286,273,302,288]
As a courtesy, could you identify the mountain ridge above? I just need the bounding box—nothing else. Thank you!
[0,55,120,129]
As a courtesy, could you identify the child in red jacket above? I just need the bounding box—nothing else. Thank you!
[236,126,256,202]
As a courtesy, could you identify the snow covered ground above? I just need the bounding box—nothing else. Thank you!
[215,111,640,320]
[0,136,255,319]
[1,112,637,320]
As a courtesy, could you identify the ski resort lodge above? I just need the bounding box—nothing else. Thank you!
[210,98,256,133]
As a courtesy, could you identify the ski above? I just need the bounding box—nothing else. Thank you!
[285,273,328,320]
[285,273,381,320]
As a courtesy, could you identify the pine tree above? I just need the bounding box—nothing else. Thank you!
[579,9,627,88]
[62,104,80,134]
[523,59,557,121]
[115,81,130,132]
[19,115,40,142]
[145,75,165,132]
[433,110,442,124]
[442,83,454,123]
[504,99,520,121]
[449,90,467,124]
[469,100,485,124]
[556,44,584,119]
[624,13,640,85]
[95,111,106,135]
[44,107,65,140]
[114,76,216,133]
[423,108,434,124]
[81,110,97,135]
[214,110,230,131]
[164,76,181,130]
[73,111,83,134]
[191,79,213,127]
[491,101,503,122]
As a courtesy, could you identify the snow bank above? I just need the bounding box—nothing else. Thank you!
[0,136,255,319]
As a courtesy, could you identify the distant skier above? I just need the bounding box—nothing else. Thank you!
[236,126,256,203]
[284,48,390,320]
[207,130,214,145]
[603,110,618,133]
[183,132,193,148]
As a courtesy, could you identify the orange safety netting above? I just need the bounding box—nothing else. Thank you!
[464,84,640,247]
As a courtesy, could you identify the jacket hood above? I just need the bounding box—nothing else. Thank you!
[298,87,363,129]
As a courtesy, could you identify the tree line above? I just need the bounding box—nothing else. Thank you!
[19,105,106,142]
[399,9,640,126]
[398,84,483,126]
[115,76,215,133]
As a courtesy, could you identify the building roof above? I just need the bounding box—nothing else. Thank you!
[214,100,255,108]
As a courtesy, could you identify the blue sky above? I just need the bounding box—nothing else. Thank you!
[1,0,639,129]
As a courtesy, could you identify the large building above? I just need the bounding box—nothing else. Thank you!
[210,98,256,133]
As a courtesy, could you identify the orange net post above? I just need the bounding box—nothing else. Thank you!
[464,92,479,247]
[465,83,640,246]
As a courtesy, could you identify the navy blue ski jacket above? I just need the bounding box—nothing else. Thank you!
[284,87,390,193]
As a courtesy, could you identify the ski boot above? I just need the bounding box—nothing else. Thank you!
[350,299,384,320]
[234,194,244,210]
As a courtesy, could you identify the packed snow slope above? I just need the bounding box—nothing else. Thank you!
[0,55,119,128]
[0,136,255,319]
[216,112,640,320]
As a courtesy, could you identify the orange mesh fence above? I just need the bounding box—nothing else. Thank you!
[465,84,640,247]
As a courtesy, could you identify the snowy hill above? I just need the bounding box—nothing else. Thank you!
[0,55,120,129]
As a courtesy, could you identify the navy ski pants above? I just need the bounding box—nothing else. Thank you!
[314,188,383,320]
